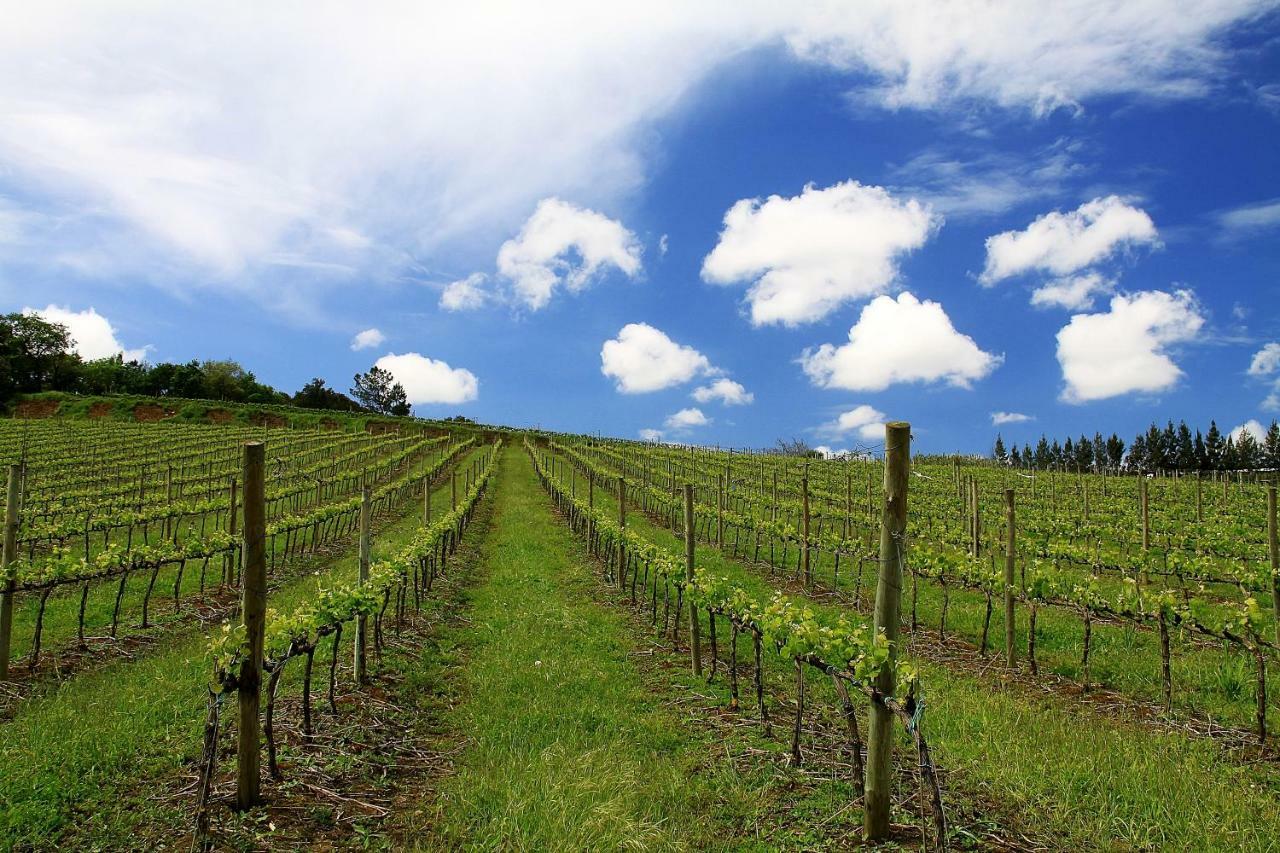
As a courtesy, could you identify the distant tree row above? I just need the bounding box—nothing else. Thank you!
[1,312,413,417]
[994,419,1280,472]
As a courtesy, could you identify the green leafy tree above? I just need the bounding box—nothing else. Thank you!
[352,366,411,416]
[0,312,79,400]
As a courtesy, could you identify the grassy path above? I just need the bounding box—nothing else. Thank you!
[411,446,774,850]
[0,448,484,849]
[562,448,1280,850]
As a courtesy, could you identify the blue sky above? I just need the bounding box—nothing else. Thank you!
[2,2,1279,453]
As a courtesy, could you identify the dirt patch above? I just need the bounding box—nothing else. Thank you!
[205,408,234,424]
[319,418,340,431]
[248,411,286,428]
[14,399,59,419]
[87,401,113,419]
[133,403,174,422]
[366,421,401,435]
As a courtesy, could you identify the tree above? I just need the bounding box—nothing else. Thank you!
[1105,433,1126,469]
[351,366,411,416]
[774,437,821,458]
[1093,432,1107,471]
[1175,421,1195,472]
[1205,421,1225,470]
[992,434,1007,462]
[294,378,362,412]
[1010,445,1022,467]
[1128,433,1148,471]
[1033,435,1051,470]
[1236,429,1261,470]
[0,312,79,400]
[1265,421,1280,469]
[1194,430,1208,471]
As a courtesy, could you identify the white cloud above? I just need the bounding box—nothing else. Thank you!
[24,304,148,361]
[1055,290,1204,403]
[439,273,489,312]
[1230,419,1267,444]
[638,428,665,442]
[701,181,938,326]
[600,323,714,394]
[802,292,1001,391]
[350,327,385,351]
[1248,343,1280,412]
[691,378,753,406]
[664,407,710,430]
[980,196,1159,285]
[496,198,641,310]
[1030,272,1115,310]
[820,404,888,441]
[374,352,478,405]
[1219,199,1280,236]
[658,234,669,256]
[0,3,1264,299]
[889,143,1085,218]
[991,411,1033,425]
[1247,343,1280,377]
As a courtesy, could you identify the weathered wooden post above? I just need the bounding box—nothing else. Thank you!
[1004,489,1016,667]
[587,471,595,555]
[354,487,371,684]
[0,465,19,681]
[1269,486,1279,645]
[617,476,626,587]
[685,484,701,676]
[237,442,266,811]
[717,474,725,549]
[865,422,909,842]
[1141,478,1151,551]
[801,476,811,587]
[423,473,431,525]
[451,471,457,511]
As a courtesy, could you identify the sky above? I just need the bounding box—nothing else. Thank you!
[2,1,1279,454]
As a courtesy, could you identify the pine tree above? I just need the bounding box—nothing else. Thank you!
[1175,421,1195,471]
[1205,420,1225,470]
[1010,445,1023,467]
[1093,431,1106,471]
[1194,430,1208,470]
[352,365,412,416]
[1265,420,1280,469]
[1034,435,1051,470]
[1236,429,1261,469]
[1106,433,1126,469]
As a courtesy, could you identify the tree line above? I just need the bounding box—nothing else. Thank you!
[1,312,412,416]
[994,419,1280,472]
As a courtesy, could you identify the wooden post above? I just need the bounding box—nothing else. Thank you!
[801,476,811,587]
[354,487,371,684]
[971,479,980,558]
[1141,478,1150,551]
[0,465,19,681]
[717,474,725,549]
[865,422,909,842]
[1196,477,1203,523]
[1269,486,1279,646]
[685,484,701,676]
[451,471,457,511]
[423,474,431,525]
[618,476,626,588]
[237,442,267,811]
[588,472,595,555]
[1004,489,1016,667]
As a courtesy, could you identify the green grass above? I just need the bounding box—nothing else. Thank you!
[416,447,784,850]
[568,449,1280,851]
[0,448,486,849]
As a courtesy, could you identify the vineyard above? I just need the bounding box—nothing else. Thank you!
[2,410,1280,850]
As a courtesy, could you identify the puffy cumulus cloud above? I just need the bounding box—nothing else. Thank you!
[350,328,385,351]
[638,428,665,442]
[1055,290,1204,403]
[664,407,710,430]
[701,181,938,326]
[691,378,753,406]
[439,273,489,312]
[980,196,1159,285]
[497,198,641,310]
[0,3,1263,297]
[374,352,478,405]
[1030,272,1115,311]
[24,304,147,361]
[600,323,714,394]
[802,293,1001,392]
[991,411,1033,425]
[820,404,887,441]
[1248,343,1280,377]
[1230,419,1267,444]
[1247,343,1280,411]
